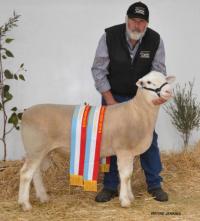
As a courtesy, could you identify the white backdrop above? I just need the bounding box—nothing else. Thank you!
[0,0,200,160]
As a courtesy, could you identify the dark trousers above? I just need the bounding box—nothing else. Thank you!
[102,94,163,191]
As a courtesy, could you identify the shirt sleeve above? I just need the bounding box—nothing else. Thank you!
[91,32,111,93]
[151,37,167,75]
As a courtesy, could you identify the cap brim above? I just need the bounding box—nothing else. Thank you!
[127,14,148,22]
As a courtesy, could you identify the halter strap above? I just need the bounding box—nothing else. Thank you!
[142,82,168,97]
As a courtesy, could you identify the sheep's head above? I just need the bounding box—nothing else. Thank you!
[136,71,176,105]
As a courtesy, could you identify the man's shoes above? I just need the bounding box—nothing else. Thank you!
[95,187,118,202]
[148,187,168,202]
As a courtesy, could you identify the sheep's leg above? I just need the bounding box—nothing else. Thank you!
[117,152,134,207]
[32,155,52,202]
[40,155,52,172]
[127,177,134,202]
[18,154,45,211]
[33,167,49,203]
[127,157,135,202]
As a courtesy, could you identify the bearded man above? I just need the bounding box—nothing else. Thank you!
[91,1,168,203]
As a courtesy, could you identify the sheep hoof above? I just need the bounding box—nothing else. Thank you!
[20,202,32,211]
[38,194,50,203]
[120,199,131,208]
[129,194,135,202]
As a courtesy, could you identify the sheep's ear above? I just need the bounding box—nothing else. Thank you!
[136,79,144,88]
[166,75,176,84]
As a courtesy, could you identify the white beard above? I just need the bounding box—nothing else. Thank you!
[125,16,147,41]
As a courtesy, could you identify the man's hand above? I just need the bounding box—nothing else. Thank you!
[152,97,168,105]
[101,90,118,105]
[106,100,118,105]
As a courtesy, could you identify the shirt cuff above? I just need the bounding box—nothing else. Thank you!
[95,79,111,93]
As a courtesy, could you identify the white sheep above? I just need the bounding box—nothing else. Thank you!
[18,71,175,211]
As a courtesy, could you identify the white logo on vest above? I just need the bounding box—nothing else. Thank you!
[140,51,150,59]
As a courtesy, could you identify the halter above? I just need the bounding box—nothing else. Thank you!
[142,82,168,97]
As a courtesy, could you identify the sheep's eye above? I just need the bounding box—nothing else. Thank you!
[147,81,151,84]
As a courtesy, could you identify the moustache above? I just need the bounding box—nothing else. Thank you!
[130,28,142,34]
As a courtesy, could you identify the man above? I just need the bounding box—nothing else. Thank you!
[91,1,168,203]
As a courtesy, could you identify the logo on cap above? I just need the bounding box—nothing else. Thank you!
[135,7,145,15]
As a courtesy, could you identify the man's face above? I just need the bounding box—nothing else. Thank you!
[126,17,148,41]
[127,17,147,33]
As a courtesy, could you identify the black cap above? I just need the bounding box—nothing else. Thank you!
[127,2,149,22]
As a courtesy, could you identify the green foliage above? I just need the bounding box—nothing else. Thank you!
[0,12,26,160]
[5,49,14,57]
[164,80,200,148]
[5,38,14,43]
[4,69,13,79]
[0,11,20,36]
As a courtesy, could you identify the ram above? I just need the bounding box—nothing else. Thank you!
[18,71,175,211]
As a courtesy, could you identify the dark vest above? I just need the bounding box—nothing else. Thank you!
[105,23,160,96]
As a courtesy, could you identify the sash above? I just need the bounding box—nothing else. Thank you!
[69,104,109,191]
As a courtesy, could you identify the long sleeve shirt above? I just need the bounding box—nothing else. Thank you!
[91,31,166,93]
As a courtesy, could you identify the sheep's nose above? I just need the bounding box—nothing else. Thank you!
[163,89,173,98]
